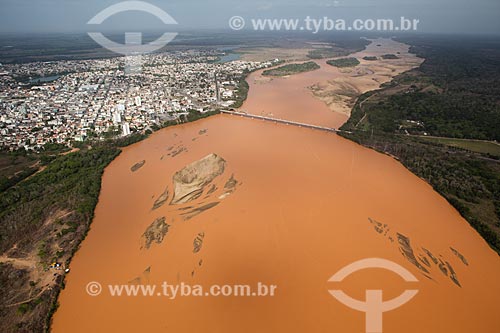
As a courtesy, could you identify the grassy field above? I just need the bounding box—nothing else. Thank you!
[419,137,500,157]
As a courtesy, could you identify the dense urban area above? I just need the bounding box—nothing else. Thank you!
[0,51,275,150]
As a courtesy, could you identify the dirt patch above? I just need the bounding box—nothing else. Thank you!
[193,232,205,253]
[141,217,170,250]
[170,154,226,205]
[309,38,424,118]
[152,187,169,210]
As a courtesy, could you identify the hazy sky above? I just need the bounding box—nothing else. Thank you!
[0,0,499,34]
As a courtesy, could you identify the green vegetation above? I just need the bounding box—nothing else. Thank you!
[154,110,220,130]
[381,54,399,59]
[307,39,370,59]
[354,90,500,140]
[347,38,500,141]
[308,49,346,59]
[0,145,121,254]
[0,167,38,192]
[341,36,500,252]
[0,143,121,332]
[326,57,360,68]
[262,61,320,76]
[362,56,378,61]
[17,303,30,315]
[230,77,249,109]
[419,137,500,158]
[185,109,220,122]
[0,143,74,193]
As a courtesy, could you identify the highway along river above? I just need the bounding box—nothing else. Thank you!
[52,39,500,332]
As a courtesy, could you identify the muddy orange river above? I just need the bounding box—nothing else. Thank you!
[52,41,500,332]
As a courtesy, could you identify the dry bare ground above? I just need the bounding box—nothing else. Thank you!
[309,38,424,117]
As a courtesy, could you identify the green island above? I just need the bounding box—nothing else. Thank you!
[262,61,320,77]
[362,56,378,61]
[307,39,370,59]
[381,54,399,59]
[340,36,500,252]
[326,57,360,68]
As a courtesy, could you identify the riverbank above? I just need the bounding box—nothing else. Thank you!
[0,109,223,332]
[339,36,500,253]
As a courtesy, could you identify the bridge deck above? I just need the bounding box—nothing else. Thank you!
[220,110,339,133]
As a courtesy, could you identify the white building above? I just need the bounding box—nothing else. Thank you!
[134,96,142,107]
[112,112,122,124]
[122,122,131,136]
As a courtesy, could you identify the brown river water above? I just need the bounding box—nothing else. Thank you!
[52,40,500,332]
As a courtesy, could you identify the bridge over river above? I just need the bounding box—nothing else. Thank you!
[220,110,347,134]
